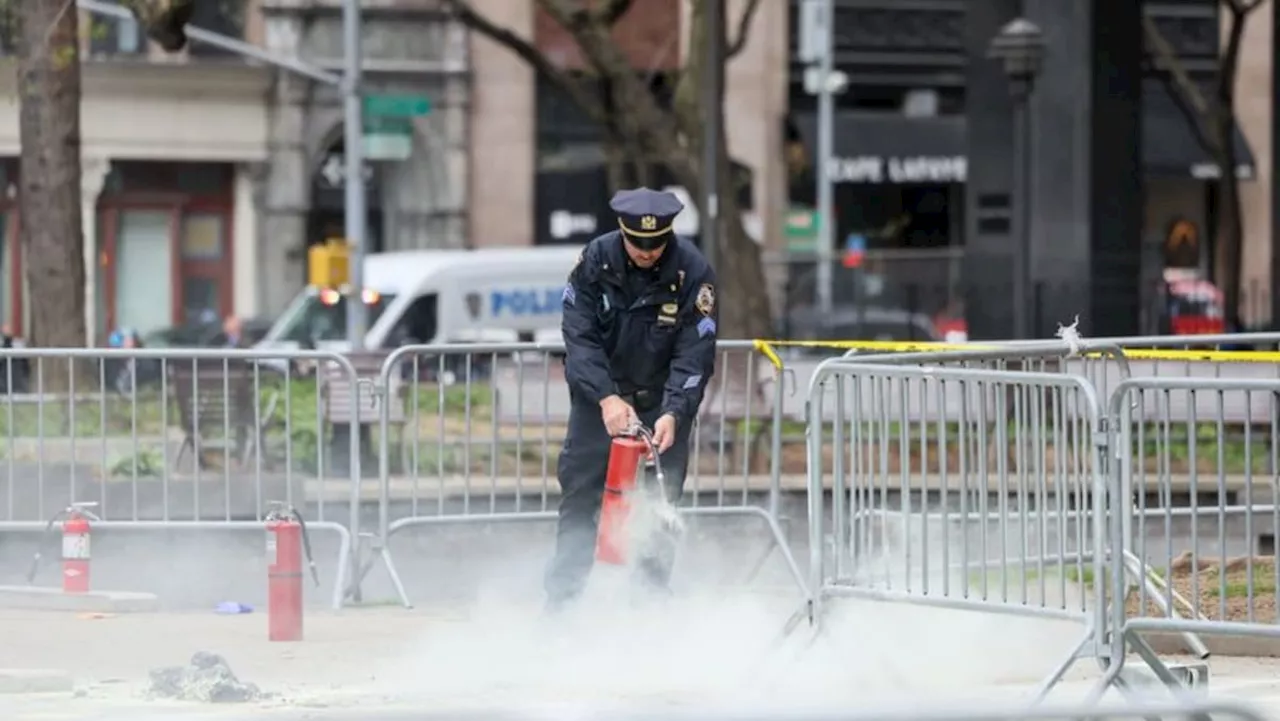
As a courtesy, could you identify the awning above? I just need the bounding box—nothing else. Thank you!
[1142,79,1256,180]
[789,85,1257,184]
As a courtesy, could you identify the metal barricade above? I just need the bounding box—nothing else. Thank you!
[349,340,808,608]
[1096,376,1280,699]
[828,335,1280,418]
[799,357,1111,701]
[0,348,359,609]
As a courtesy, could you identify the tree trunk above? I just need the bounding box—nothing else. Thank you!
[1213,107,1244,327]
[17,0,87,389]
[668,0,771,342]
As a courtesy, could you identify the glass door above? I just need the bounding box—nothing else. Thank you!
[114,209,174,336]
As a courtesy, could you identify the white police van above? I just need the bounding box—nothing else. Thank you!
[257,247,583,360]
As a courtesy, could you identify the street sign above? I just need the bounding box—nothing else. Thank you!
[804,67,849,95]
[318,153,374,188]
[362,95,430,161]
[363,134,413,161]
[363,94,432,118]
[797,0,828,64]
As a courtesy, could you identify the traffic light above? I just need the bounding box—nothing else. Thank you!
[122,0,195,52]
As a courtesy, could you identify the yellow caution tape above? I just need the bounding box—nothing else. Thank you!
[750,339,1280,370]
[1118,348,1280,363]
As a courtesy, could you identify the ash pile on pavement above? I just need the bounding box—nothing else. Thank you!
[147,651,268,703]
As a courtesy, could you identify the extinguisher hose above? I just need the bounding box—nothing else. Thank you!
[630,424,667,487]
[25,510,68,584]
[290,509,321,588]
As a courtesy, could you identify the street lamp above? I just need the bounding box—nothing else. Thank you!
[988,18,1045,339]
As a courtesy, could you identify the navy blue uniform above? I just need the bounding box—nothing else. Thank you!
[545,189,718,609]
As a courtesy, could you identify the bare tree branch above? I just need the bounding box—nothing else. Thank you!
[439,0,609,126]
[1225,0,1265,13]
[593,0,633,25]
[1148,0,1266,327]
[117,0,193,51]
[536,0,686,158]
[726,0,763,60]
[1143,14,1217,153]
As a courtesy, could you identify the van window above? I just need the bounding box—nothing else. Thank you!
[387,294,438,347]
[274,290,395,345]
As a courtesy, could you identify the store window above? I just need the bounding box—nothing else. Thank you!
[99,161,234,331]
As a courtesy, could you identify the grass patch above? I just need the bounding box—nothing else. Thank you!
[965,564,1096,591]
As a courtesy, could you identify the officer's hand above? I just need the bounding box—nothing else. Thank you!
[600,395,637,436]
[651,413,678,455]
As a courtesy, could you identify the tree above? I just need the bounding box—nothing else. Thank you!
[442,0,771,340]
[118,0,194,52]
[16,0,87,356]
[1144,0,1264,329]
[6,0,192,359]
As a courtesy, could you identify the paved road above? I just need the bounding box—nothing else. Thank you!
[3,599,1280,720]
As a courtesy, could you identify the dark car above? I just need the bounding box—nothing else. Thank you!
[110,317,275,394]
[781,306,943,358]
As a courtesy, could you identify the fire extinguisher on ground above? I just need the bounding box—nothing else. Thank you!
[595,425,681,566]
[265,502,319,642]
[26,502,100,594]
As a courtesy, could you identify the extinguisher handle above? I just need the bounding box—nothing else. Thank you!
[629,424,666,485]
[67,502,102,522]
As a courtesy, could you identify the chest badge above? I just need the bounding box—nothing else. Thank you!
[658,302,678,325]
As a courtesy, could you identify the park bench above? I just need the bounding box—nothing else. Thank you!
[319,351,409,474]
[170,360,280,471]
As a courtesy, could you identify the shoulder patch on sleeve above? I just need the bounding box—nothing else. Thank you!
[695,283,715,317]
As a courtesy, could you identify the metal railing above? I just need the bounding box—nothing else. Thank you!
[1096,375,1280,699]
[6,328,1280,703]
[792,334,1280,702]
[349,340,809,608]
[0,347,359,609]
[798,356,1110,702]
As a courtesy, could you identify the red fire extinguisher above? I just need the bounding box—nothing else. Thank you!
[62,507,92,594]
[595,435,654,566]
[265,503,319,642]
[26,502,99,593]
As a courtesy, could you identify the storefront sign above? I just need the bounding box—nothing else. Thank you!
[825,155,967,184]
[549,210,598,240]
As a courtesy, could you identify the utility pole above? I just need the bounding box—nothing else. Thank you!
[797,0,840,317]
[341,0,368,349]
[78,0,367,348]
[701,0,723,270]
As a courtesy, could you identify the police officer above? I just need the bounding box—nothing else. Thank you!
[545,187,719,612]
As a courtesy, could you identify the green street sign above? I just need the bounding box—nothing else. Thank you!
[365,116,413,135]
[363,94,432,118]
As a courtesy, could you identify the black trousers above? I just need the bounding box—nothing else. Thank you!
[544,395,692,608]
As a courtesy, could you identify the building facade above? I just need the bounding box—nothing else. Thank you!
[783,0,1276,337]
[467,0,791,266]
[0,1,267,342]
[258,0,470,316]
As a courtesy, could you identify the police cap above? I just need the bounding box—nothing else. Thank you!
[610,187,683,251]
